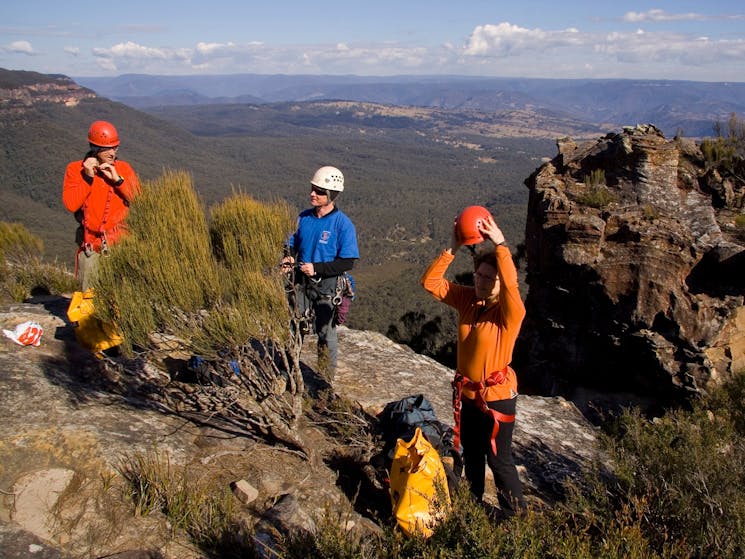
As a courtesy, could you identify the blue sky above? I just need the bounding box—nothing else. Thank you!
[1,0,744,81]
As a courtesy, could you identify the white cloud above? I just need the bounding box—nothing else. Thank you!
[295,42,431,73]
[597,30,745,66]
[64,46,80,56]
[195,41,244,56]
[91,41,191,72]
[460,21,745,77]
[623,9,745,23]
[6,40,35,55]
[57,18,745,80]
[463,23,582,56]
[83,37,438,75]
[623,9,704,23]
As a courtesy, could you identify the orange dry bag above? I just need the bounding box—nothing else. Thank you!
[66,289,123,356]
[389,426,451,537]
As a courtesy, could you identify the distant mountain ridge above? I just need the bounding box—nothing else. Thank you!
[75,73,745,137]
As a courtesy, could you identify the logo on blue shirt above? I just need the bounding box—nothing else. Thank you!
[319,230,331,244]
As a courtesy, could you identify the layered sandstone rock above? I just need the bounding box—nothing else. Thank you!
[0,72,95,114]
[517,124,744,412]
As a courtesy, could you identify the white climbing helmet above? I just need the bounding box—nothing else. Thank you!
[310,166,345,192]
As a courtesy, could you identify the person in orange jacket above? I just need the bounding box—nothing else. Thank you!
[62,120,140,290]
[421,207,526,517]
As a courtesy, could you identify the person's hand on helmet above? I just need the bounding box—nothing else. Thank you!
[479,215,506,246]
[83,157,99,178]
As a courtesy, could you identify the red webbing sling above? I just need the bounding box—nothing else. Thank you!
[452,367,515,455]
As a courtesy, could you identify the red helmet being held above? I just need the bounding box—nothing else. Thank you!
[87,120,119,148]
[455,205,493,245]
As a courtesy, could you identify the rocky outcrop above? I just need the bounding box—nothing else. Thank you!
[0,297,600,558]
[0,73,95,115]
[517,124,745,412]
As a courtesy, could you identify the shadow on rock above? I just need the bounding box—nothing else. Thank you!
[515,438,596,504]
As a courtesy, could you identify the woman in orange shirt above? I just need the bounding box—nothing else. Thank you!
[421,211,526,516]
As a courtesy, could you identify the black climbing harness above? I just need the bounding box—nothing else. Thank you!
[283,264,353,334]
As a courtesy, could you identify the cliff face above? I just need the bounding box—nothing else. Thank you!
[0,72,95,115]
[517,124,745,410]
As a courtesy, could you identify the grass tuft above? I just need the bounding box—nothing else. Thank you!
[0,221,77,301]
[118,449,254,557]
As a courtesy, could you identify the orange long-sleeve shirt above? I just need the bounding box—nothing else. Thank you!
[420,245,526,402]
[63,160,140,249]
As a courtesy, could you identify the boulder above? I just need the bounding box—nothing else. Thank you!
[517,124,745,413]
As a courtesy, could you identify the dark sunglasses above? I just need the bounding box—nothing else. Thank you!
[311,186,329,196]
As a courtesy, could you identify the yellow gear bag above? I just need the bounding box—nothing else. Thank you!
[66,289,123,355]
[389,426,451,537]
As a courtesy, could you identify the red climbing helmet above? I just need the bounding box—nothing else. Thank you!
[455,205,493,245]
[87,120,119,148]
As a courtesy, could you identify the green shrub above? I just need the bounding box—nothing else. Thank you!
[583,168,606,188]
[93,169,306,453]
[0,221,77,301]
[93,170,295,356]
[5,258,78,298]
[735,215,745,242]
[643,204,661,221]
[578,168,617,209]
[0,221,44,262]
[701,137,737,165]
[280,502,384,559]
[93,170,221,353]
[277,479,684,559]
[578,184,617,208]
[604,380,745,558]
[703,113,745,178]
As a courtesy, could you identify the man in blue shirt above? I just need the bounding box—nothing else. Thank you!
[283,166,359,379]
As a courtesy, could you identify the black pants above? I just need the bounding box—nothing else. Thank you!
[460,396,524,515]
[292,276,339,370]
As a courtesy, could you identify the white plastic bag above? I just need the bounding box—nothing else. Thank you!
[3,321,43,347]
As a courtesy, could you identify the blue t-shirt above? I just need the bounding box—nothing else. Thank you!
[289,207,359,264]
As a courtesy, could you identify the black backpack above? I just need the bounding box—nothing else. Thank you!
[377,394,463,480]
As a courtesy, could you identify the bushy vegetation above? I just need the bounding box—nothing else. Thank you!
[0,220,78,302]
[92,170,306,451]
[577,169,618,208]
[578,185,617,209]
[584,168,606,188]
[93,170,294,357]
[735,214,745,241]
[606,409,745,557]
[0,220,44,259]
[701,112,745,180]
